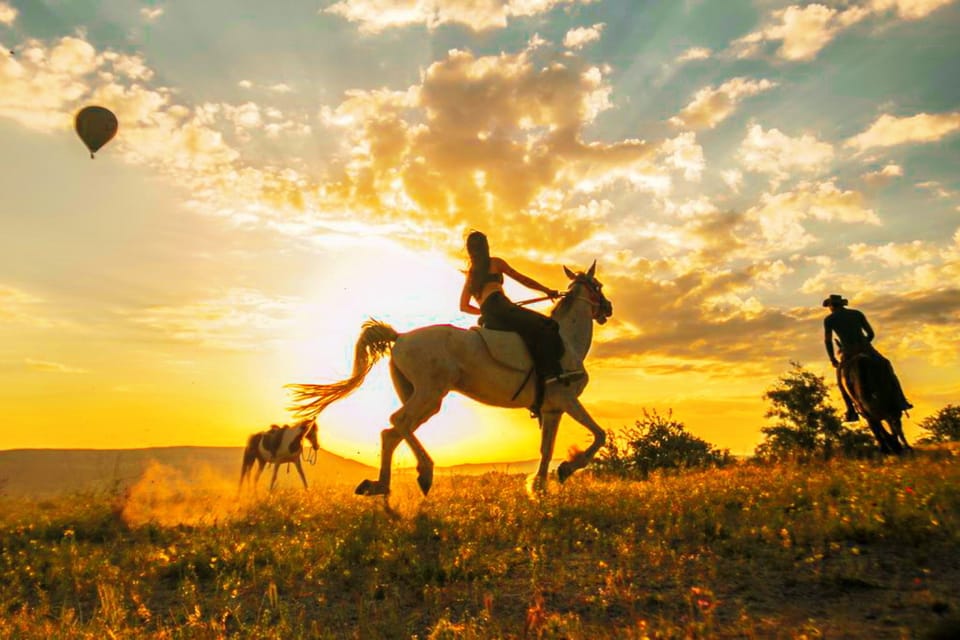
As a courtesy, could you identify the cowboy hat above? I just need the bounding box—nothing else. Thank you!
[822,294,848,307]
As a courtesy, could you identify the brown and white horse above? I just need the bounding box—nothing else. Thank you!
[239,418,319,491]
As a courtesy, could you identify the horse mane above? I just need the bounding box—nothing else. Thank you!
[551,277,585,319]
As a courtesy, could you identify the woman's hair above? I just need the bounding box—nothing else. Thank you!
[466,230,491,299]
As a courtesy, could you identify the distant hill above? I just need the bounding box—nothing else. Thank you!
[0,447,544,497]
[432,459,543,477]
[0,447,375,497]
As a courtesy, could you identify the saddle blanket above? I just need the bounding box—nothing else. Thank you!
[470,327,532,372]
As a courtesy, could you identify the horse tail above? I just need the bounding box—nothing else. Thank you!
[239,434,260,490]
[287,319,399,419]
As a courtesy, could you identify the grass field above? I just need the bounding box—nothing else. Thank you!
[1,450,958,639]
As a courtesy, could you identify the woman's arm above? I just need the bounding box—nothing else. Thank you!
[460,278,481,315]
[495,257,558,297]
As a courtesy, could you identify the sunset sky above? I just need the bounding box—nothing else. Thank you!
[2,0,958,467]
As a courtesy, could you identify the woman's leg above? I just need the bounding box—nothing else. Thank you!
[483,294,564,377]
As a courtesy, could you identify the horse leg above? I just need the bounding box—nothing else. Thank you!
[293,459,309,489]
[252,459,266,491]
[531,410,562,493]
[355,427,404,496]
[889,415,911,451]
[357,392,443,497]
[555,397,606,483]
[269,463,281,491]
[867,418,898,455]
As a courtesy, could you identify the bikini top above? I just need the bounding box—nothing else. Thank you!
[484,272,504,284]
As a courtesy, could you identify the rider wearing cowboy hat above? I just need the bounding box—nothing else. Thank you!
[822,293,912,422]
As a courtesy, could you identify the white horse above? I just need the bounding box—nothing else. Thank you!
[288,262,613,496]
[239,418,319,491]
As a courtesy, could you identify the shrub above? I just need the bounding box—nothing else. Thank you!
[755,362,875,460]
[918,404,960,443]
[594,409,730,479]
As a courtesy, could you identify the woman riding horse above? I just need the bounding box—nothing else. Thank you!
[460,230,583,387]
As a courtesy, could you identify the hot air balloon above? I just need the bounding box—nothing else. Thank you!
[74,106,118,159]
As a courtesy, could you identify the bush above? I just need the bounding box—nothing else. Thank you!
[594,409,730,479]
[918,405,960,443]
[755,362,875,460]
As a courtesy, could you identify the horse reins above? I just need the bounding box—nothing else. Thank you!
[515,292,567,306]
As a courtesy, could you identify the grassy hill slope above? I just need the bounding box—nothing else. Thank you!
[1,451,958,638]
[0,447,375,496]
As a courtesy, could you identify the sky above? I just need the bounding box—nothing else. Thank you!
[1,0,958,467]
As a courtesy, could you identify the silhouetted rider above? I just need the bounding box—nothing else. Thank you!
[822,294,912,422]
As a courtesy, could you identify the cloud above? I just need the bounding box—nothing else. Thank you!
[0,284,43,324]
[730,0,955,62]
[737,124,834,184]
[845,112,960,151]
[324,0,599,33]
[24,359,87,374]
[0,37,98,130]
[721,168,743,193]
[101,51,153,81]
[861,162,903,185]
[140,7,165,22]
[318,44,662,254]
[669,77,777,130]
[0,1,17,25]
[731,4,869,62]
[126,289,301,351]
[269,83,293,93]
[224,101,263,130]
[563,23,605,49]
[743,180,881,252]
[915,180,955,199]
[869,0,956,20]
[676,46,712,63]
[850,240,936,267]
[591,268,811,366]
[0,284,76,330]
[660,132,705,182]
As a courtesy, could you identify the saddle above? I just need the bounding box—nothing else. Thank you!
[260,426,286,456]
[471,327,533,372]
[471,326,545,418]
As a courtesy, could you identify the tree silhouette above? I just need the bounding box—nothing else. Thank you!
[595,409,730,478]
[756,362,874,459]
[918,405,960,443]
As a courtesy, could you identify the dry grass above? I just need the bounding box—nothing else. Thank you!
[1,449,958,639]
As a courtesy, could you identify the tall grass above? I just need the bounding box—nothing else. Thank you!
[1,451,958,638]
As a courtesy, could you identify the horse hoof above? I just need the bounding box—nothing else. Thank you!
[417,473,433,496]
[356,479,384,496]
[557,461,574,483]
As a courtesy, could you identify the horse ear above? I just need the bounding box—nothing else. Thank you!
[563,265,576,280]
[586,260,596,278]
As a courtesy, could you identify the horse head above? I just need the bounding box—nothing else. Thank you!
[301,418,320,451]
[562,260,613,324]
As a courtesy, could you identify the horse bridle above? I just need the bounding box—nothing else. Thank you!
[569,275,612,322]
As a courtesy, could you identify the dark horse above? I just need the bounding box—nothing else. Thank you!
[239,418,319,491]
[840,354,911,454]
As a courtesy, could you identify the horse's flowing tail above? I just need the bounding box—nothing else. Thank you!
[287,319,399,419]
